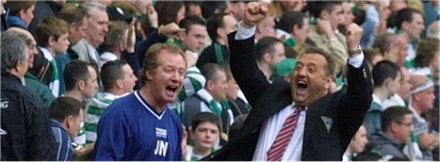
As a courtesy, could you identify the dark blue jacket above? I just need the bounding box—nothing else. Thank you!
[51,119,73,161]
[1,70,57,160]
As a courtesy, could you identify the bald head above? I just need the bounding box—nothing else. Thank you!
[409,75,434,94]
[409,74,435,112]
[6,27,38,68]
[7,27,33,43]
[427,21,440,40]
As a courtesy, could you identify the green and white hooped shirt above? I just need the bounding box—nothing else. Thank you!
[40,47,60,97]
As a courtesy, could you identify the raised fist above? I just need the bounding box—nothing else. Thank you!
[345,23,363,50]
[243,2,268,27]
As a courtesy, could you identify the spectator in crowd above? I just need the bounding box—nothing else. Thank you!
[389,0,407,12]
[222,63,250,118]
[167,15,208,119]
[56,6,90,95]
[99,21,130,63]
[185,112,221,161]
[93,43,185,161]
[200,1,230,20]
[4,0,37,30]
[426,20,440,39]
[35,17,70,97]
[28,0,65,36]
[229,0,248,21]
[363,48,383,71]
[422,1,440,38]
[307,1,348,76]
[84,60,137,144]
[384,66,413,108]
[57,6,90,56]
[1,30,56,161]
[364,60,401,136]
[183,63,233,145]
[372,33,408,67]
[99,20,140,89]
[154,0,185,27]
[374,0,391,35]
[355,0,379,49]
[72,2,109,70]
[7,27,55,107]
[343,124,369,161]
[49,97,85,161]
[125,0,152,16]
[395,8,425,69]
[184,1,202,18]
[176,15,207,53]
[276,11,310,55]
[255,37,286,81]
[269,0,307,19]
[368,106,412,161]
[255,15,276,42]
[341,1,355,26]
[134,0,185,65]
[408,75,438,160]
[63,60,99,157]
[197,13,237,69]
[203,2,372,161]
[411,38,440,81]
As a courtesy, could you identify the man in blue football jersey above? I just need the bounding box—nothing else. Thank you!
[92,43,187,160]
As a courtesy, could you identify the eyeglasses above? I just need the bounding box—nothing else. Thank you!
[395,121,413,127]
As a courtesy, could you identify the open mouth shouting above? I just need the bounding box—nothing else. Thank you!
[296,80,308,96]
[165,85,179,96]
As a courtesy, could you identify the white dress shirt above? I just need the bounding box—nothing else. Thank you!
[234,21,365,161]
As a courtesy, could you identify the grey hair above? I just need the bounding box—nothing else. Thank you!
[426,21,440,40]
[1,31,28,70]
[83,1,107,16]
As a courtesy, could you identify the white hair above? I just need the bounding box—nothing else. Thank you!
[83,1,107,16]
[426,21,440,40]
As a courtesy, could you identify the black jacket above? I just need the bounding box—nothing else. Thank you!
[202,32,373,161]
[1,70,57,160]
[196,42,229,69]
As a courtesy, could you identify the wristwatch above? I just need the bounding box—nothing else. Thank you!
[348,49,362,55]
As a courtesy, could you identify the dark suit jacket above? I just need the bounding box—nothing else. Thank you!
[201,32,373,161]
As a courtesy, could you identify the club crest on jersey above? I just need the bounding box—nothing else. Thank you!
[155,128,167,138]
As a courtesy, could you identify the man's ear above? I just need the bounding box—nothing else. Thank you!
[65,115,74,129]
[320,10,329,19]
[292,24,299,36]
[78,80,86,91]
[263,53,272,62]
[324,76,333,89]
[217,28,225,38]
[116,79,123,89]
[145,70,154,81]
[390,121,399,132]
[69,22,77,33]
[18,9,26,19]
[383,77,393,88]
[401,21,409,31]
[177,31,185,41]
[14,60,23,72]
[206,80,215,91]
[48,36,56,47]
[412,93,420,102]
